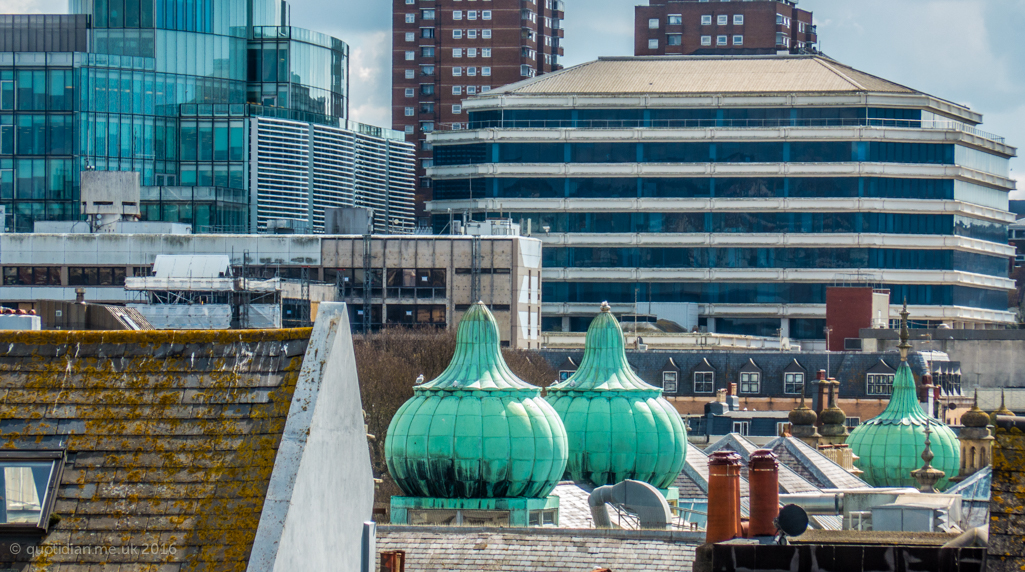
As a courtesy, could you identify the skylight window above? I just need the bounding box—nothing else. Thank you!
[0,451,64,532]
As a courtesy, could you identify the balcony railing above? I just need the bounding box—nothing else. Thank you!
[437,118,1006,143]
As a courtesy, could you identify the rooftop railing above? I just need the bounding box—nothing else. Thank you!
[441,118,1006,143]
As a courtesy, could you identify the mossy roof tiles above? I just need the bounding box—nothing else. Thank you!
[0,328,312,572]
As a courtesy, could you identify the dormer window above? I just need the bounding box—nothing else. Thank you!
[866,359,897,396]
[0,450,64,532]
[693,358,715,393]
[783,359,807,395]
[660,357,680,394]
[738,358,762,394]
[663,371,678,393]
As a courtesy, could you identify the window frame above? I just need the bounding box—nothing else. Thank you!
[739,371,760,394]
[717,14,728,25]
[694,371,714,393]
[867,373,895,396]
[701,14,712,25]
[733,35,743,45]
[648,39,659,49]
[648,18,660,29]
[0,449,65,533]
[716,35,728,45]
[663,371,678,393]
[733,14,744,25]
[784,372,805,395]
[700,35,712,46]
[668,14,683,25]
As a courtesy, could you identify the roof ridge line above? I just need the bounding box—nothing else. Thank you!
[813,57,867,91]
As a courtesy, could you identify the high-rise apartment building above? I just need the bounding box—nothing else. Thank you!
[635,0,815,56]
[0,2,416,234]
[392,0,565,217]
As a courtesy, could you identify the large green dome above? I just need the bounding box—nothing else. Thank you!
[546,303,687,489]
[385,303,568,499]
[847,306,959,489]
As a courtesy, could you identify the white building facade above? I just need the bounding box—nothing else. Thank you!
[427,56,1017,338]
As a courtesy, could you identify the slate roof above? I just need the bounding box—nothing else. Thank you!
[376,526,702,572]
[538,349,909,401]
[673,445,709,499]
[705,435,820,495]
[0,328,312,571]
[486,56,922,97]
[552,481,595,529]
[766,437,872,490]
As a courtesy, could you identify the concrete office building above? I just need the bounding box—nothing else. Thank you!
[635,0,816,56]
[427,55,1018,338]
[0,2,415,234]
[0,231,543,348]
[392,0,565,213]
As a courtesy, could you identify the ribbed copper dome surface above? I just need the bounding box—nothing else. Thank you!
[385,303,569,499]
[546,303,686,489]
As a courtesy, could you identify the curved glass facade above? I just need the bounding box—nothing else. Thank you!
[1,2,362,233]
[430,89,1015,330]
[542,282,1009,312]
[433,177,957,201]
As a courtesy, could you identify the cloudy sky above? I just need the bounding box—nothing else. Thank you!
[4,0,1023,188]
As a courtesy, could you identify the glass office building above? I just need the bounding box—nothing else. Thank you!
[428,56,1018,334]
[0,2,415,234]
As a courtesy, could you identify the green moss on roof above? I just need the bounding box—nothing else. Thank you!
[0,329,312,571]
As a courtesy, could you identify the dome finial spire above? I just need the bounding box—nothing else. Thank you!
[600,301,611,313]
[911,420,945,493]
[898,299,911,361]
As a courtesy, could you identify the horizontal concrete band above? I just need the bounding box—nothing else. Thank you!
[531,233,1015,257]
[539,268,1015,290]
[429,163,1015,191]
[428,198,1014,224]
[541,302,1015,324]
[430,125,1013,157]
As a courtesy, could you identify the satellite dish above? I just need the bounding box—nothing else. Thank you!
[775,504,809,540]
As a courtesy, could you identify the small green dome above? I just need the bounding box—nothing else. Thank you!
[546,303,687,489]
[385,303,568,499]
[847,361,960,489]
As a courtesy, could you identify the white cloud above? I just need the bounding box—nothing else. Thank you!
[0,0,65,12]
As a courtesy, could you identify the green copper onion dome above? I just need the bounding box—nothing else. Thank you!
[847,303,960,489]
[385,302,568,499]
[546,303,687,489]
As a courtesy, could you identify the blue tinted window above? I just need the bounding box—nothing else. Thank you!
[790,319,827,340]
[571,142,635,163]
[717,318,780,337]
[954,215,1006,244]
[498,178,561,198]
[642,142,709,162]
[789,177,858,198]
[545,247,985,272]
[864,178,952,199]
[542,281,1006,311]
[641,178,710,198]
[435,143,489,166]
[790,141,853,162]
[499,142,563,163]
[868,142,953,164]
[716,178,782,198]
[717,142,784,162]
[568,178,634,198]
